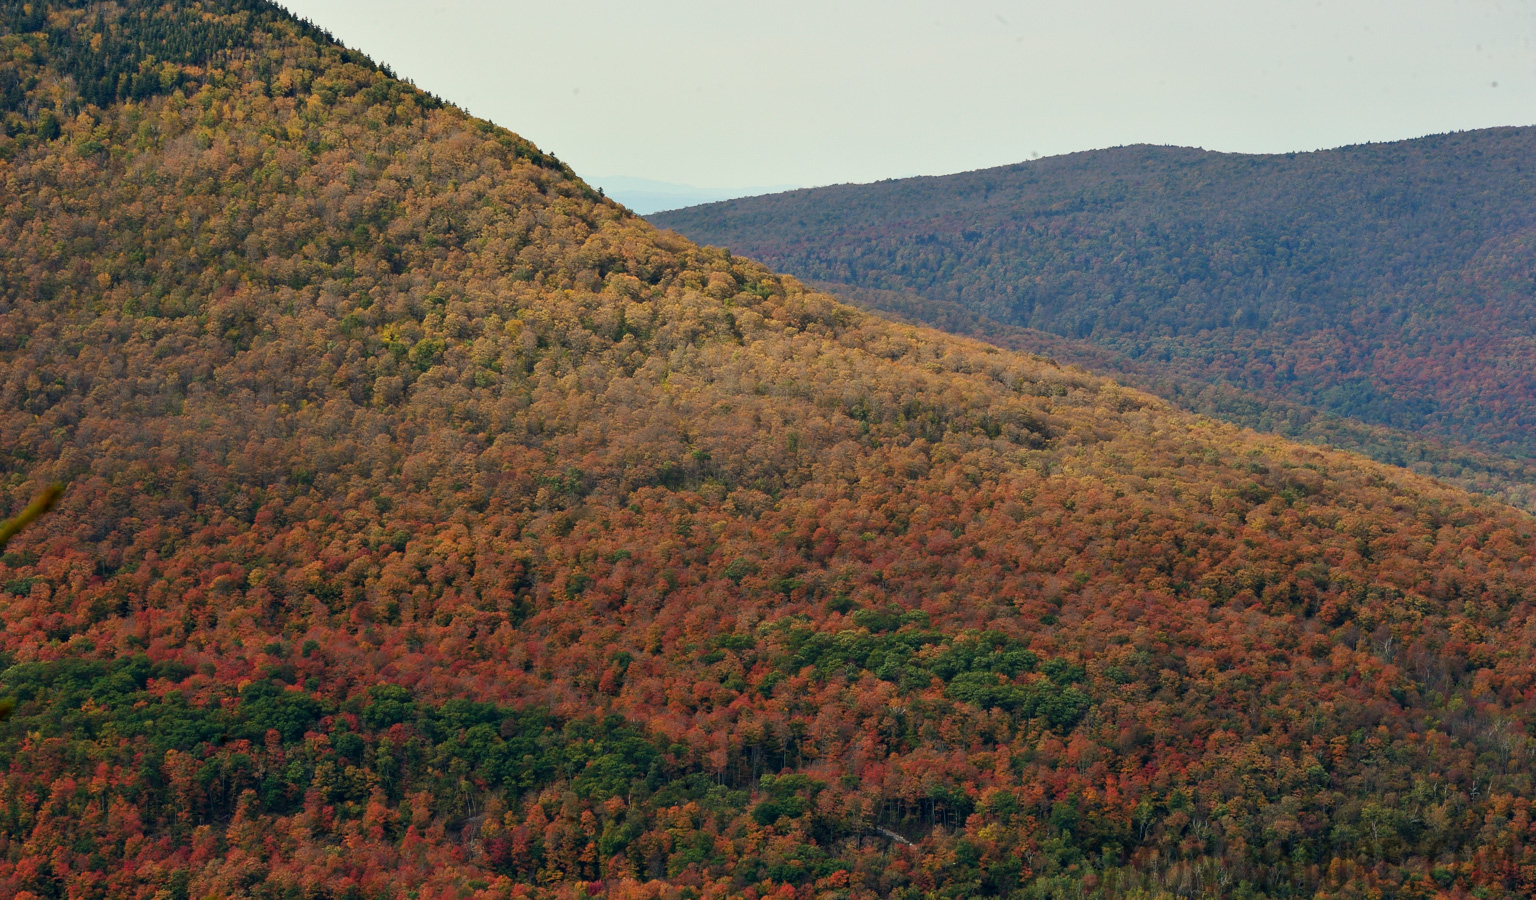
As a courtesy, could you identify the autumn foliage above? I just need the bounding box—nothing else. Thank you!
[2,3,1536,899]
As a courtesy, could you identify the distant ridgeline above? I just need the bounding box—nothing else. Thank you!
[651,131,1536,463]
[7,2,1536,899]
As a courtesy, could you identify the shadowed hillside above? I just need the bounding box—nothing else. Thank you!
[651,131,1536,464]
[4,3,1536,898]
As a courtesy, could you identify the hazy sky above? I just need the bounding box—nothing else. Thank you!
[283,0,1536,190]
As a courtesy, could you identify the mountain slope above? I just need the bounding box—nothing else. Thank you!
[650,131,1536,463]
[4,4,1536,899]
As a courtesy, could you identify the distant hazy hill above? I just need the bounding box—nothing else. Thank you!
[652,131,1536,460]
[591,176,800,215]
[6,3,1536,899]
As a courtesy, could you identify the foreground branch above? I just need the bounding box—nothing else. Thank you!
[0,484,63,551]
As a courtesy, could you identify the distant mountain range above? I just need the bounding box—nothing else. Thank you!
[590,175,801,214]
[652,128,1536,475]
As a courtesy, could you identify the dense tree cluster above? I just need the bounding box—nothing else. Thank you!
[3,2,1536,898]
[0,0,402,149]
[651,131,1536,462]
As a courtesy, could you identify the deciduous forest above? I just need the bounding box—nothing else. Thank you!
[3,3,1536,899]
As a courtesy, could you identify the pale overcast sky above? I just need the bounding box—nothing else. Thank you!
[282,0,1535,192]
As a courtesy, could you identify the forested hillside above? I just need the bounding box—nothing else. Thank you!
[650,132,1536,461]
[4,3,1536,899]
